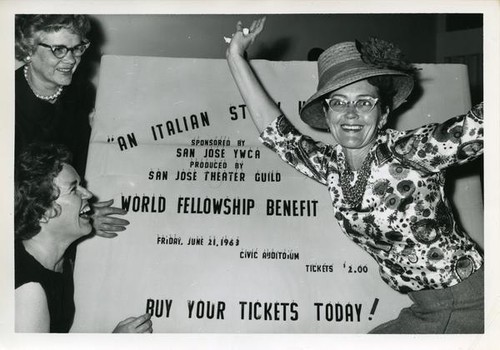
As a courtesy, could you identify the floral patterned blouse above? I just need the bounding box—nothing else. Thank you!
[259,103,484,293]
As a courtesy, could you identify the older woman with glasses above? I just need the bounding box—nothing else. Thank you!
[15,15,92,174]
[226,18,484,333]
[15,15,128,239]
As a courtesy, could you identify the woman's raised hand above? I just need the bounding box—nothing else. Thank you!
[226,17,266,58]
[225,16,281,132]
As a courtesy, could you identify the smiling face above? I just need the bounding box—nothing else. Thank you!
[324,79,389,153]
[28,28,83,93]
[48,163,93,239]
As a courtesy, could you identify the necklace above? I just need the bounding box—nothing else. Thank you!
[24,65,63,101]
[339,152,373,208]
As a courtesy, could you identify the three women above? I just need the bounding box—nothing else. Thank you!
[14,14,485,334]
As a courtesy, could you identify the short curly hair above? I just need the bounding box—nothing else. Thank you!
[15,15,91,61]
[15,143,73,240]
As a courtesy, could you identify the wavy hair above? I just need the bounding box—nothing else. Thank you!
[15,143,73,240]
[15,15,91,61]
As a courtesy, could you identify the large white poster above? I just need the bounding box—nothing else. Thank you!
[71,55,481,333]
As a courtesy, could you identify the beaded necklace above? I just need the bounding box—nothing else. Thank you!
[339,152,373,208]
[24,65,64,101]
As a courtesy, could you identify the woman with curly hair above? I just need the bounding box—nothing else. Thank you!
[15,15,128,238]
[225,18,484,333]
[15,15,92,175]
[15,143,153,333]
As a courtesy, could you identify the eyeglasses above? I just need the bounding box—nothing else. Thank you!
[325,96,379,114]
[37,41,90,59]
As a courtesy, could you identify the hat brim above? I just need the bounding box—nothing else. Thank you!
[300,68,414,130]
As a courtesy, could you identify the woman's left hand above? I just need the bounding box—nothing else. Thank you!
[112,313,153,333]
[91,199,130,238]
[226,17,266,58]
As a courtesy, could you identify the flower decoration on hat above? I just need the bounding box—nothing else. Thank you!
[355,37,419,76]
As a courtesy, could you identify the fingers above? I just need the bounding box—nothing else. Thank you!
[113,313,153,333]
[92,213,130,238]
[94,231,118,239]
[128,313,153,333]
[135,313,153,333]
[97,222,128,232]
[93,222,128,238]
[97,215,130,225]
[226,17,265,56]
[117,317,136,326]
[241,17,266,42]
[253,17,266,36]
[93,215,129,229]
[232,17,266,38]
[247,17,265,40]
[134,312,152,326]
[92,200,129,221]
[249,18,259,33]
[94,205,128,217]
[136,322,153,333]
[94,225,126,237]
[92,199,114,208]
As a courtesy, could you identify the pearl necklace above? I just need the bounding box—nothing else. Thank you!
[339,152,373,208]
[23,65,63,101]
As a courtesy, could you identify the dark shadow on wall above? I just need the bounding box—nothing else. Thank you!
[72,16,107,110]
[307,47,324,61]
[253,37,293,61]
[385,81,425,130]
[70,16,108,206]
[444,14,483,106]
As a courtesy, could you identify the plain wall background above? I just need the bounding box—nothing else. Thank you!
[88,14,440,62]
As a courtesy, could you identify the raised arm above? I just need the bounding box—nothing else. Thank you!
[225,17,282,133]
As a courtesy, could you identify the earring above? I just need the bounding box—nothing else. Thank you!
[25,55,31,62]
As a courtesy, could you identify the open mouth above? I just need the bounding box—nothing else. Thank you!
[79,204,92,220]
[57,67,74,74]
[341,124,363,131]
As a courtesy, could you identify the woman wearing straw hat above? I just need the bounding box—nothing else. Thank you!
[226,18,484,333]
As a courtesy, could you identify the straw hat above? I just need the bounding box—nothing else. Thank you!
[300,39,415,130]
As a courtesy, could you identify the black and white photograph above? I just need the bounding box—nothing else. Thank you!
[1,1,499,349]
